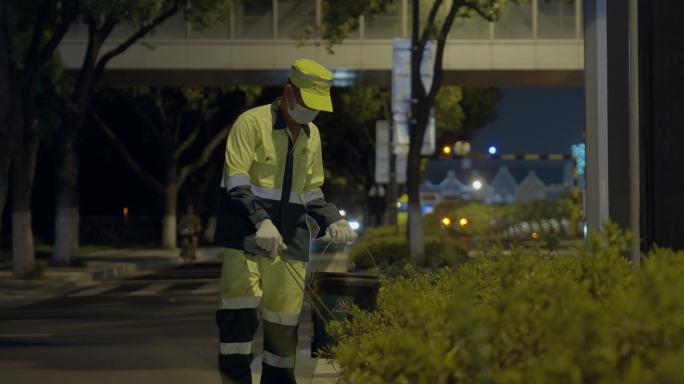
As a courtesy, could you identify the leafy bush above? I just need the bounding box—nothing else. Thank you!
[21,261,47,280]
[424,198,580,240]
[348,226,468,272]
[329,225,684,383]
[511,195,575,223]
[424,201,507,236]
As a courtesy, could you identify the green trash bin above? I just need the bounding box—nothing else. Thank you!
[310,271,380,357]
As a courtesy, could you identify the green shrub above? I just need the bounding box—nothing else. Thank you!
[21,261,47,280]
[349,226,468,272]
[424,202,506,236]
[329,225,684,383]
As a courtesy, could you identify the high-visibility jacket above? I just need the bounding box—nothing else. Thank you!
[215,99,342,261]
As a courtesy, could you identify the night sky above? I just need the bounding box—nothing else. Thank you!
[470,86,585,155]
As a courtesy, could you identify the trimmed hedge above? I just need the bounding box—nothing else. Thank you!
[329,224,684,383]
[348,226,469,272]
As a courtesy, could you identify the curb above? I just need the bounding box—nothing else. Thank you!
[312,359,340,384]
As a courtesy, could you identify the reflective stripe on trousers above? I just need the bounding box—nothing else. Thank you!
[216,249,305,384]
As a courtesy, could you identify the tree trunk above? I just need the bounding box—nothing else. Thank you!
[53,108,80,265]
[407,118,426,261]
[0,113,10,240]
[407,0,426,260]
[0,157,9,237]
[11,111,38,277]
[162,183,178,249]
[0,0,13,239]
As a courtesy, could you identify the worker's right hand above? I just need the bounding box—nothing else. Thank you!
[326,219,358,244]
[254,219,287,257]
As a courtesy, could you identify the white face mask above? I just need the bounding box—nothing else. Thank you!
[287,99,319,124]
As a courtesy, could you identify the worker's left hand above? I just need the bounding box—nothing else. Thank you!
[326,219,358,243]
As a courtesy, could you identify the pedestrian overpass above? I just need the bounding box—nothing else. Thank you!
[58,0,583,86]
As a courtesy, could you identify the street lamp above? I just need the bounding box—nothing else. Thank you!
[472,180,483,190]
[488,146,497,155]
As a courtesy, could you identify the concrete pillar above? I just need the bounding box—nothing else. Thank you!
[639,1,684,250]
[585,0,684,251]
[583,0,611,232]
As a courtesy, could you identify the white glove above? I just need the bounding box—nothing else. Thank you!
[254,219,287,257]
[325,219,358,244]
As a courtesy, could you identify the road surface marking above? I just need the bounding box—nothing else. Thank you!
[69,284,118,297]
[130,283,173,296]
[0,333,53,338]
[192,283,218,295]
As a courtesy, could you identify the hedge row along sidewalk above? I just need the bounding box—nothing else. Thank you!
[329,223,684,384]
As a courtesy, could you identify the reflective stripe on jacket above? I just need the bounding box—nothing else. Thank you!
[215,100,342,261]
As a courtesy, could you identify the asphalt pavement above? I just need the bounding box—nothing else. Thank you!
[0,250,349,384]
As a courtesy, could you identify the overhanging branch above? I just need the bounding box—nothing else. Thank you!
[422,0,444,40]
[93,4,179,82]
[22,0,51,74]
[416,0,445,99]
[92,110,164,195]
[426,0,463,112]
[178,127,229,186]
[175,125,201,159]
[464,1,497,23]
[29,10,77,85]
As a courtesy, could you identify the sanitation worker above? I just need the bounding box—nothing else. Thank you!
[214,58,357,384]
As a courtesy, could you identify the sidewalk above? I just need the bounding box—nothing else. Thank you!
[0,246,223,308]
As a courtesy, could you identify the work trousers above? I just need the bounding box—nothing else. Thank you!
[216,249,306,384]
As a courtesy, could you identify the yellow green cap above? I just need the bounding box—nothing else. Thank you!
[289,58,334,112]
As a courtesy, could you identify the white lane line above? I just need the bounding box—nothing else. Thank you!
[192,283,218,295]
[0,333,53,338]
[130,283,173,296]
[69,284,118,297]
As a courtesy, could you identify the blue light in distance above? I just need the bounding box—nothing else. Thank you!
[488,146,497,155]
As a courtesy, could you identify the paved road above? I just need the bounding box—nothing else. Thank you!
[0,252,349,384]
